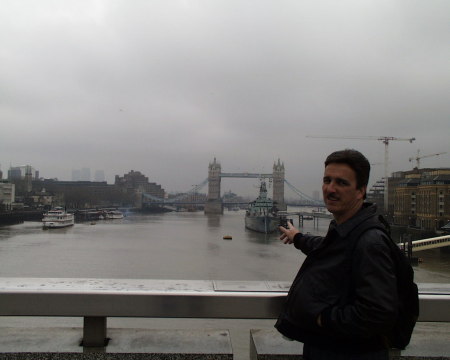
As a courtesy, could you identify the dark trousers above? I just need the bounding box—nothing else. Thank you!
[303,343,390,360]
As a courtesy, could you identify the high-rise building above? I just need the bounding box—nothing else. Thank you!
[72,168,95,182]
[80,168,91,181]
[71,169,81,181]
[94,170,105,182]
[8,165,38,180]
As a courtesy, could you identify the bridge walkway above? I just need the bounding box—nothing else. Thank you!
[400,234,450,252]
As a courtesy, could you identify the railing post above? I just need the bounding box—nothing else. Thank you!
[82,316,108,349]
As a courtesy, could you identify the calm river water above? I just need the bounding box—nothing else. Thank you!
[0,207,449,283]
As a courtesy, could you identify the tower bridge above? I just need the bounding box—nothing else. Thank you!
[204,158,286,214]
[141,158,323,211]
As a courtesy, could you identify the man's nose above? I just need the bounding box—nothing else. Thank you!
[325,181,336,192]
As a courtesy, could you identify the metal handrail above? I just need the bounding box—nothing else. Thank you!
[1,278,449,349]
[399,234,450,252]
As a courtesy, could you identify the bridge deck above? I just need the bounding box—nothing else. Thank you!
[400,235,450,252]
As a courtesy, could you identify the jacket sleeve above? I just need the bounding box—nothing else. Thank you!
[320,229,398,339]
[293,233,325,255]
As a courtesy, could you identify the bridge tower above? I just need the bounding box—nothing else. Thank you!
[204,158,223,214]
[273,159,287,211]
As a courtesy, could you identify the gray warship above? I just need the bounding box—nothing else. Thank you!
[245,179,279,233]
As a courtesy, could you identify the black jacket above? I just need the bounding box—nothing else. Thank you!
[275,203,398,353]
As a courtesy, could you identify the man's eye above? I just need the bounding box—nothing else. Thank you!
[336,179,349,186]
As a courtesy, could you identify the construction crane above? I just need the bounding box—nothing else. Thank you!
[409,150,447,169]
[306,135,416,212]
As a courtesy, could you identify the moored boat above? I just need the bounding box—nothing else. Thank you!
[245,180,279,233]
[105,210,124,219]
[42,207,74,229]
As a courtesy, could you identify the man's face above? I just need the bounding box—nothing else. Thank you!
[322,163,366,224]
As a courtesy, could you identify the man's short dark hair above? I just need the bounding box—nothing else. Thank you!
[325,149,371,194]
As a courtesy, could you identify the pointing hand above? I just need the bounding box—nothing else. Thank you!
[279,221,299,244]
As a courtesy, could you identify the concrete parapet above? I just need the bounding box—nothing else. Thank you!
[0,328,232,360]
[250,323,450,360]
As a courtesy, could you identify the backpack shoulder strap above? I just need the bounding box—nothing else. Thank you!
[347,215,391,251]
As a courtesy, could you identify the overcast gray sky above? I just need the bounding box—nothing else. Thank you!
[1,0,449,198]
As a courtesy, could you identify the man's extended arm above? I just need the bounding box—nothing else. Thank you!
[279,223,324,255]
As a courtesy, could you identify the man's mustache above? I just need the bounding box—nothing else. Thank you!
[326,194,339,201]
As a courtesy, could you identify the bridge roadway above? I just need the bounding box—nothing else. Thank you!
[220,172,274,178]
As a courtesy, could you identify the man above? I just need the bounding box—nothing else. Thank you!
[276,149,398,360]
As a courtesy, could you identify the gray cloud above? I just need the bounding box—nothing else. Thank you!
[1,0,449,197]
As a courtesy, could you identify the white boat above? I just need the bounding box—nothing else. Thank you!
[42,207,75,229]
[105,210,124,219]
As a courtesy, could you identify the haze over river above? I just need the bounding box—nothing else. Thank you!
[1,207,449,283]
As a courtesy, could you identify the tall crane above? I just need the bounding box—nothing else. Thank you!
[409,150,447,169]
[306,135,416,212]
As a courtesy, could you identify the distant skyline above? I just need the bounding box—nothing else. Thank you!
[3,159,449,202]
[1,1,449,198]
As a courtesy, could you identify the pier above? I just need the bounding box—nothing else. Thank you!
[277,210,332,228]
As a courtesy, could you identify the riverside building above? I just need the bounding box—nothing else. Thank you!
[391,168,450,231]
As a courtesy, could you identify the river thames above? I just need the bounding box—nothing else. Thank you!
[0,207,449,283]
[1,208,449,358]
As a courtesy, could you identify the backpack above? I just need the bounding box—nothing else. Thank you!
[349,215,419,350]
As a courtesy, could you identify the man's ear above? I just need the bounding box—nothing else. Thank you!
[358,186,367,200]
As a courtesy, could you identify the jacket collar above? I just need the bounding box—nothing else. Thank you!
[329,202,378,239]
